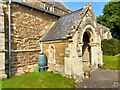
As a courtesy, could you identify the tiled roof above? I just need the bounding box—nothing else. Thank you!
[41,5,89,42]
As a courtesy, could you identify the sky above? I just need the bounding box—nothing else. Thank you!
[64,2,108,17]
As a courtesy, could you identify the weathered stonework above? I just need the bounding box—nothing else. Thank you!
[64,31,84,80]
[43,41,68,74]
[0,1,7,79]
[27,1,71,16]
[42,4,104,81]
[5,51,40,75]
[97,23,112,40]
[7,3,58,50]
[0,1,112,80]
[4,2,59,76]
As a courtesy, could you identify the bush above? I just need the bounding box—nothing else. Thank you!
[101,38,119,56]
[118,38,120,54]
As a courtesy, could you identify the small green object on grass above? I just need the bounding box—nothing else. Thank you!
[34,67,39,73]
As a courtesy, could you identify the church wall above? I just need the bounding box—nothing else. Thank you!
[42,41,68,74]
[0,1,7,79]
[27,1,70,16]
[64,6,102,80]
[4,3,59,75]
[97,24,112,40]
[64,31,84,80]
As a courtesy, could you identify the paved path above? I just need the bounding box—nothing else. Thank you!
[77,69,119,88]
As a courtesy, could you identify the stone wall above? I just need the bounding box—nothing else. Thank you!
[64,31,84,80]
[41,5,104,81]
[43,41,68,74]
[97,23,112,40]
[6,3,59,50]
[27,1,71,16]
[5,51,40,75]
[0,1,7,79]
[100,29,112,40]
[4,2,59,75]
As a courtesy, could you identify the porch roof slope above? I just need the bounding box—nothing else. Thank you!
[41,6,89,42]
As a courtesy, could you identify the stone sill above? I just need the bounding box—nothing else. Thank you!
[12,49,41,53]
[0,49,6,52]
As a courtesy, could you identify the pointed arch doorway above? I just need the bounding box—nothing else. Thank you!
[82,30,93,73]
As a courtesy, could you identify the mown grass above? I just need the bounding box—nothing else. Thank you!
[2,72,75,88]
[103,55,119,70]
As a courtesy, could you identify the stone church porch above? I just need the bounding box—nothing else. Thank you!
[41,4,104,80]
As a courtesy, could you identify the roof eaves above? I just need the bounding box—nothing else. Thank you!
[11,1,61,17]
[41,37,68,42]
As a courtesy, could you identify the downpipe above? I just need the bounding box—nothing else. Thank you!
[8,0,11,78]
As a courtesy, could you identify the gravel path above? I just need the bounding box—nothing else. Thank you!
[77,69,119,88]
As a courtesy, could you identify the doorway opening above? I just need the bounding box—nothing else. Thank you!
[82,31,92,75]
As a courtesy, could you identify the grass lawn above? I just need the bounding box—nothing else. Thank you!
[2,72,75,88]
[103,55,119,70]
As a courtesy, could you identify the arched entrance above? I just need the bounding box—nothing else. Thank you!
[82,29,93,74]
